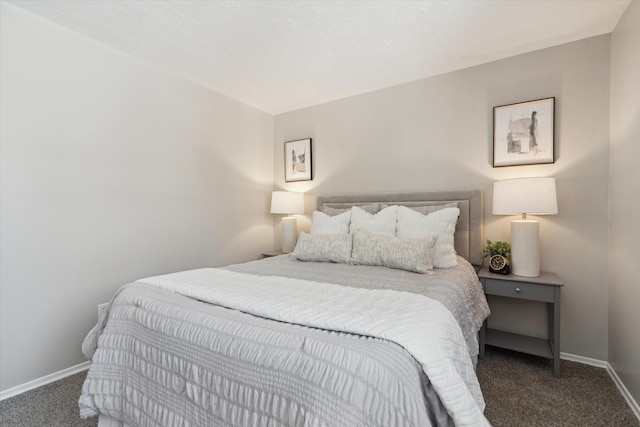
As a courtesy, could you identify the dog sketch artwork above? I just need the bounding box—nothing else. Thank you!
[493,98,554,167]
[284,138,312,182]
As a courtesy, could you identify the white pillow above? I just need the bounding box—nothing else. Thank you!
[396,206,460,268]
[291,232,352,264]
[310,210,351,235]
[350,205,398,236]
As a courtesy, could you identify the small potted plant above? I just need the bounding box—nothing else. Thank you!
[483,239,511,275]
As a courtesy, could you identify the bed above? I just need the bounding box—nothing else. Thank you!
[79,190,490,427]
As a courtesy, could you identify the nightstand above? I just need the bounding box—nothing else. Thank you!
[261,250,285,258]
[478,267,564,377]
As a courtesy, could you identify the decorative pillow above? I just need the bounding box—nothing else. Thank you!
[380,202,457,215]
[350,205,398,235]
[408,202,458,215]
[310,210,351,235]
[320,203,381,216]
[291,232,353,264]
[396,206,460,268]
[350,232,438,273]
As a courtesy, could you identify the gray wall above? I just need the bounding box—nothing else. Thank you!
[3,0,635,403]
[275,36,612,360]
[609,0,640,405]
[0,3,274,391]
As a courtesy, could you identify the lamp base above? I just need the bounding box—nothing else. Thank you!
[281,216,298,253]
[511,220,540,277]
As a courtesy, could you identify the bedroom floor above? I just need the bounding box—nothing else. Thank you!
[1,346,638,427]
[477,347,639,426]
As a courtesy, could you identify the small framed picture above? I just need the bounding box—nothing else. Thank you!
[284,138,312,182]
[493,97,555,167]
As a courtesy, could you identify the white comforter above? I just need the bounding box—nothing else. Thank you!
[136,268,490,426]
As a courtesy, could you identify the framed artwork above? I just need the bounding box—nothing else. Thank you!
[493,97,555,167]
[284,138,312,182]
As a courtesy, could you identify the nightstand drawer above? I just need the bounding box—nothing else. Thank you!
[484,279,555,302]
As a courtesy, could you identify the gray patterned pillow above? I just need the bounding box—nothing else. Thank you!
[406,202,458,215]
[320,203,381,216]
[381,202,457,215]
[291,232,353,264]
[350,232,438,273]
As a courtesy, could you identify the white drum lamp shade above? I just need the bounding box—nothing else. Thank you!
[493,178,558,277]
[270,191,304,253]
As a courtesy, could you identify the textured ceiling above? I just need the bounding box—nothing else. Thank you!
[7,0,630,114]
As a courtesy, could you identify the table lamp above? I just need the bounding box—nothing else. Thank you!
[271,191,304,253]
[493,177,558,277]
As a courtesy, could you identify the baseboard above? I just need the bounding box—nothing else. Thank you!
[561,352,639,421]
[0,361,91,401]
[606,363,640,421]
[560,351,608,368]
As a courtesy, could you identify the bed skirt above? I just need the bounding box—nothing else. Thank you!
[98,415,127,427]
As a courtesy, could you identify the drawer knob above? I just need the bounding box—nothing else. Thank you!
[515,287,522,293]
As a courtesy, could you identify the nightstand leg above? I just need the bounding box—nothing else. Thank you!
[550,288,561,378]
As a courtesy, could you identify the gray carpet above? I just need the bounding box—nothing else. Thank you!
[0,370,97,427]
[0,347,638,426]
[477,347,639,427]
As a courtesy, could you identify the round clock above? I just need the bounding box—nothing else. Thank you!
[489,255,511,275]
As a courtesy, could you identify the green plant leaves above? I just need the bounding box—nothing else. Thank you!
[482,239,511,258]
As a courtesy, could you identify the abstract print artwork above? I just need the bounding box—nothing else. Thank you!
[285,138,312,182]
[493,97,555,167]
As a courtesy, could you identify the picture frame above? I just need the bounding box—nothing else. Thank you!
[493,97,555,167]
[284,138,312,182]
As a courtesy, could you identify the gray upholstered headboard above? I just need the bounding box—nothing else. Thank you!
[317,190,484,266]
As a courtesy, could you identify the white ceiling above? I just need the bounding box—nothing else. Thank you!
[8,0,630,115]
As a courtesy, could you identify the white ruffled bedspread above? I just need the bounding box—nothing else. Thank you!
[135,268,489,426]
[80,261,490,426]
